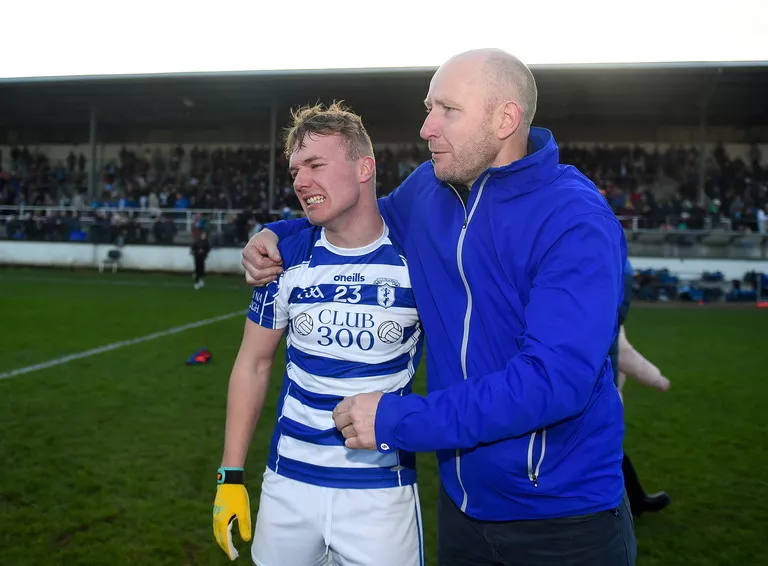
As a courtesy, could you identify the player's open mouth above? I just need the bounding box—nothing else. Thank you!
[306,196,326,205]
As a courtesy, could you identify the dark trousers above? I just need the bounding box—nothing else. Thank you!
[438,487,637,566]
[622,453,647,511]
[194,257,206,282]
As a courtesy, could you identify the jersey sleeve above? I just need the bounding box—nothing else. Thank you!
[246,277,289,330]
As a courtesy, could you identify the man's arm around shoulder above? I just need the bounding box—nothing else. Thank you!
[244,164,430,285]
[261,162,426,242]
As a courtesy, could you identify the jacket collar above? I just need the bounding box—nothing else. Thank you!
[478,127,561,193]
[435,127,562,196]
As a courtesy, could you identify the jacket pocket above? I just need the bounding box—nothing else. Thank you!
[527,428,547,487]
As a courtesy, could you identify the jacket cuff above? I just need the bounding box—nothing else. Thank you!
[374,392,405,453]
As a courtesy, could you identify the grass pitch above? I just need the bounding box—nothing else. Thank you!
[0,268,765,565]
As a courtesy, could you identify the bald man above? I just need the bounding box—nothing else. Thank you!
[242,49,637,566]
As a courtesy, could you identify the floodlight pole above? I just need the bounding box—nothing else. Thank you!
[88,107,98,200]
[697,104,707,206]
[697,68,722,207]
[268,100,277,213]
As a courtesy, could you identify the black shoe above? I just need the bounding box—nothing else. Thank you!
[632,491,671,517]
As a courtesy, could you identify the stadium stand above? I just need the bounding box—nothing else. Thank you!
[2,141,765,241]
[1,64,766,304]
[2,142,766,305]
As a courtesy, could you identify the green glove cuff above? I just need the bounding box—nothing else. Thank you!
[217,467,245,485]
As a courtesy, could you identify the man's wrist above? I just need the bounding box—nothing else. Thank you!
[216,467,245,485]
[374,393,404,454]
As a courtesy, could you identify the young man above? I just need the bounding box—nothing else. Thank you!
[242,49,636,565]
[212,103,424,566]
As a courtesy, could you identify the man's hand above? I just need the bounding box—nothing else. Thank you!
[213,483,252,560]
[241,229,283,286]
[332,392,384,450]
[654,374,671,393]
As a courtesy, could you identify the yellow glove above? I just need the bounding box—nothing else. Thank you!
[213,467,252,560]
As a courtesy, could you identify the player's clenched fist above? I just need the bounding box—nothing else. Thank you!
[213,467,252,560]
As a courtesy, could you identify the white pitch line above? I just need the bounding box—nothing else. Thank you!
[0,274,245,291]
[0,310,246,381]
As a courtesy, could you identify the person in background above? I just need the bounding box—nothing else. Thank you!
[616,259,672,517]
[191,231,211,289]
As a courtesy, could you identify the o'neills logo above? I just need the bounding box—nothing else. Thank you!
[334,273,366,283]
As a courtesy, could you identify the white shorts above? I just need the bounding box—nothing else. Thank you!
[250,468,424,566]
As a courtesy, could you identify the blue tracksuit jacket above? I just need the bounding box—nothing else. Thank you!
[267,127,628,521]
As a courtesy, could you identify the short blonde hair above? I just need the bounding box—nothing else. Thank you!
[283,101,374,161]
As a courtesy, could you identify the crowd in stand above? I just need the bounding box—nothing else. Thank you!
[561,143,768,232]
[1,140,767,245]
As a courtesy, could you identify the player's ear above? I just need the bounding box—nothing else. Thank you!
[358,156,376,184]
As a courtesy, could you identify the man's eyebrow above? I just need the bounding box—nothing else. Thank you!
[289,155,323,172]
[424,97,460,109]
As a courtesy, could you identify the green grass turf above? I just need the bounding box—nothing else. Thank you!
[0,267,765,565]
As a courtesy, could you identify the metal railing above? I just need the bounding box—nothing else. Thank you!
[0,205,278,235]
[2,205,767,257]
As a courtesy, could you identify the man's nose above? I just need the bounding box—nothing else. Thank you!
[420,111,438,141]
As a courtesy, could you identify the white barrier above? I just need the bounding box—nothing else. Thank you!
[1,241,767,280]
[0,241,244,274]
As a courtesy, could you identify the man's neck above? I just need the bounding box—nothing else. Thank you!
[492,135,529,170]
[323,207,384,249]
[465,134,530,188]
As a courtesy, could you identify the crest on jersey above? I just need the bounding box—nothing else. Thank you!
[375,278,399,309]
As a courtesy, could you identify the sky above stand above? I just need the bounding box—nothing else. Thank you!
[2,0,766,79]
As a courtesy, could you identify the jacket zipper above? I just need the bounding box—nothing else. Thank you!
[527,428,547,487]
[448,174,489,512]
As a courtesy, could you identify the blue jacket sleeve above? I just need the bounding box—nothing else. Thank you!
[374,213,626,453]
[264,218,312,240]
[376,181,416,244]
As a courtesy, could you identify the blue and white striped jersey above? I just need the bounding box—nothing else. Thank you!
[247,221,423,489]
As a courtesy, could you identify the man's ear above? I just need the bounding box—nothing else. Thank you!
[358,156,376,184]
[497,100,523,141]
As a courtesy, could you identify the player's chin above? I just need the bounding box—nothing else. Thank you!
[306,205,333,226]
[303,208,322,225]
